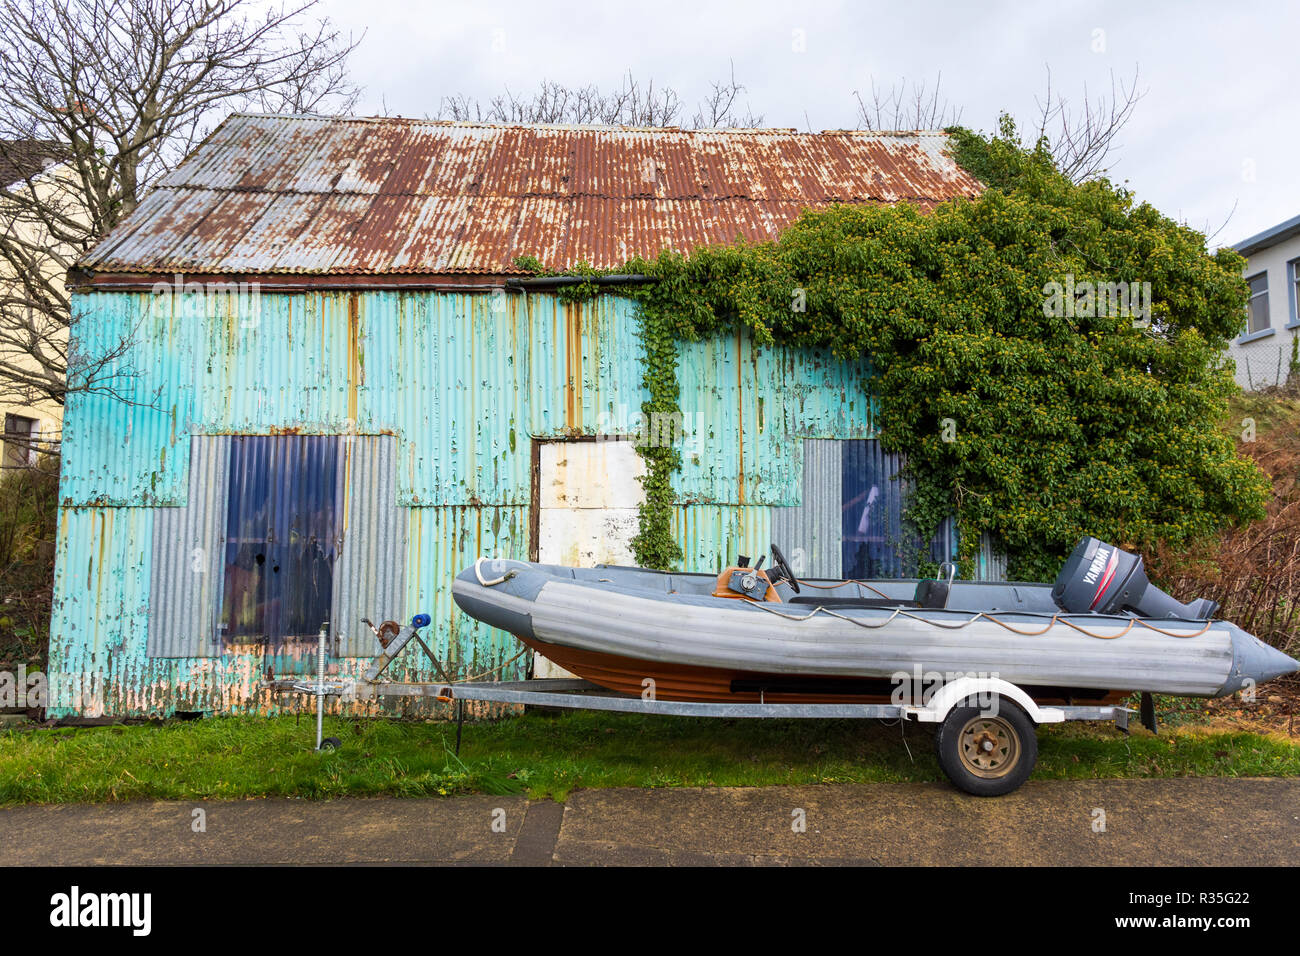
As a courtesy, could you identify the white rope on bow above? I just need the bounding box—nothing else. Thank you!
[474,557,516,587]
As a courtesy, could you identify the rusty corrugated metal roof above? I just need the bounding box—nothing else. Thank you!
[78,113,983,277]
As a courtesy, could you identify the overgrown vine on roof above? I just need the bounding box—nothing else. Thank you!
[515,115,1269,578]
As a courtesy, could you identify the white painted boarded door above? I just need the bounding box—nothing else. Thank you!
[534,439,645,677]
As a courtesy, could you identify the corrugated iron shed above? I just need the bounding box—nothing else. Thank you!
[49,113,996,718]
[76,114,982,278]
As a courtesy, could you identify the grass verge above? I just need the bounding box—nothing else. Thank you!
[2,710,1298,804]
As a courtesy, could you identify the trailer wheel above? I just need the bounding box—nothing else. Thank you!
[935,698,1037,797]
[319,736,342,750]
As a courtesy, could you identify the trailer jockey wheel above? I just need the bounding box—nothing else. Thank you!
[935,698,1037,797]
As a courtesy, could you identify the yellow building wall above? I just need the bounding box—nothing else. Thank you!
[0,161,72,464]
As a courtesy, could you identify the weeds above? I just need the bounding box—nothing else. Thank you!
[1149,383,1300,656]
[0,460,58,671]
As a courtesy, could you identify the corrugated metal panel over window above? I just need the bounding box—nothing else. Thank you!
[841,439,915,578]
[222,435,339,647]
[771,438,959,580]
[148,436,230,657]
[976,532,1008,582]
[147,434,405,658]
[841,439,960,577]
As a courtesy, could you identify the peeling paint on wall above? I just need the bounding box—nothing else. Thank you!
[51,289,881,716]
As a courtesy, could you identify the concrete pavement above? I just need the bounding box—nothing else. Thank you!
[1,778,1297,866]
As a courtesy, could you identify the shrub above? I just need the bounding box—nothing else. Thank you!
[1148,385,1300,655]
[623,117,1269,576]
[0,460,59,669]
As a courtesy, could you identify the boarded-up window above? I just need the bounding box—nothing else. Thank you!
[773,438,957,579]
[841,439,957,577]
[149,434,404,658]
[841,439,911,577]
[221,436,339,646]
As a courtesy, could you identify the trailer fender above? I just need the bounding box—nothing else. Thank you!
[903,677,1064,725]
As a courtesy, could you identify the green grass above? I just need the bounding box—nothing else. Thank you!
[2,710,1298,804]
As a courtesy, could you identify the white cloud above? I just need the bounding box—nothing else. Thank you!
[321,0,1299,245]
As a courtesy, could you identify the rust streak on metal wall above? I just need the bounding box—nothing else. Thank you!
[736,329,745,506]
[347,293,361,424]
[565,304,583,432]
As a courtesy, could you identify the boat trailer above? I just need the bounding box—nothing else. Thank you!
[266,617,1143,797]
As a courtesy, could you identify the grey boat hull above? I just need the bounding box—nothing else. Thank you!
[452,559,1299,700]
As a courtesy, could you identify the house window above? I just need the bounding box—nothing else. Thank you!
[1246,272,1270,334]
[2,414,37,468]
[1291,259,1300,327]
[221,435,339,646]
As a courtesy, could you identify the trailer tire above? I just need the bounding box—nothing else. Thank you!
[936,697,1037,797]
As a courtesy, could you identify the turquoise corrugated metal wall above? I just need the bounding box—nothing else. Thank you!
[49,289,878,716]
[48,504,534,716]
[675,329,878,505]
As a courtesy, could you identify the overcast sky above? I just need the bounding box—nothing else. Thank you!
[319,0,1296,248]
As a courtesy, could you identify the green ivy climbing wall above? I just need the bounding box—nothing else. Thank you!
[518,119,1269,580]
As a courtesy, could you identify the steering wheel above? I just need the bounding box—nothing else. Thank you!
[769,542,801,594]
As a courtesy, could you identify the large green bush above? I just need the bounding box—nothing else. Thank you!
[621,118,1267,577]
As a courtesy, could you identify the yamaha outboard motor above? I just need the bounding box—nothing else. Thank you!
[1052,537,1218,620]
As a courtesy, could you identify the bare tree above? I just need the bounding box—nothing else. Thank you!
[688,62,763,129]
[854,73,963,131]
[436,67,762,129]
[1032,65,1145,183]
[857,66,1146,185]
[438,75,681,126]
[0,0,361,440]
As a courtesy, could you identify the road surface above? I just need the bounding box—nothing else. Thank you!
[1,778,1296,866]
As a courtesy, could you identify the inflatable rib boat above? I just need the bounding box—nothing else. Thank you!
[452,538,1299,704]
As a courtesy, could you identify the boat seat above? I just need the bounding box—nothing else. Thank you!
[787,596,920,609]
[914,578,950,609]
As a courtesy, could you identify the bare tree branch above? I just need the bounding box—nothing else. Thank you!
[1202,198,1239,248]
[1032,64,1146,182]
[856,66,1144,187]
[854,73,963,131]
[689,61,763,129]
[0,0,362,421]
[436,68,762,129]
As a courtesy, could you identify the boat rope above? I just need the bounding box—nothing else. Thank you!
[454,645,531,683]
[474,557,516,587]
[740,599,1215,640]
[796,578,896,600]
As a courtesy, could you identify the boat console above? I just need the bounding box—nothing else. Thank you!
[720,544,954,610]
